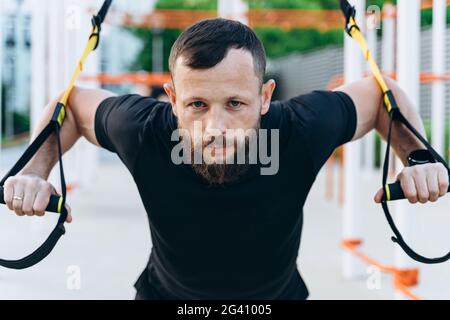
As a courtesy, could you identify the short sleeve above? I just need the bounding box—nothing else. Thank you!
[285,90,357,175]
[95,94,161,173]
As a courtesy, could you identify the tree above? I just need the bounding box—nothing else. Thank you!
[128,0,444,72]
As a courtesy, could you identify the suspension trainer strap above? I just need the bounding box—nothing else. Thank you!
[339,0,450,264]
[0,0,113,270]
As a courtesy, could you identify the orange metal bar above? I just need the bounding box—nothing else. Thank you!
[81,72,171,86]
[328,71,450,90]
[92,2,450,31]
[249,9,344,31]
[101,9,345,31]
[422,0,450,10]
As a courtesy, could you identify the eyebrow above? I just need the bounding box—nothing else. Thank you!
[183,95,251,103]
[227,95,250,101]
[191,97,209,101]
[182,96,208,102]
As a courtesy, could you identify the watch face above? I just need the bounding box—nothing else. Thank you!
[408,158,429,165]
[408,150,435,166]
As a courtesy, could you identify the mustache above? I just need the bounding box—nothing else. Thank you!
[200,133,257,149]
[202,135,226,149]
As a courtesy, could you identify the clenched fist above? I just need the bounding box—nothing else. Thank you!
[375,163,449,204]
[3,174,72,223]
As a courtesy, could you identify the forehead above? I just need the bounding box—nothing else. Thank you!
[172,49,261,98]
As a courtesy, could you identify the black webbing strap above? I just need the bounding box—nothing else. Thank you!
[90,0,113,50]
[0,0,113,270]
[0,118,68,269]
[381,107,450,264]
[340,0,450,264]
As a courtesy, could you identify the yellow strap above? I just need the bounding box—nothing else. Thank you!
[347,16,398,200]
[56,106,66,127]
[57,196,64,214]
[57,26,100,125]
[347,17,394,113]
[384,185,392,202]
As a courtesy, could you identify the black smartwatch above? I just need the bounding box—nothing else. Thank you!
[407,149,436,167]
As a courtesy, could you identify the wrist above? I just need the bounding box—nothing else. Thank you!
[407,149,435,167]
[21,164,52,180]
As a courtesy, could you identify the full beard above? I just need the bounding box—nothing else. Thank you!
[180,118,261,186]
[191,139,253,186]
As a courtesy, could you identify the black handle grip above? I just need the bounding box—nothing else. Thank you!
[0,186,62,214]
[383,180,450,201]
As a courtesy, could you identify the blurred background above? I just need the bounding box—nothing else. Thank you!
[0,0,449,300]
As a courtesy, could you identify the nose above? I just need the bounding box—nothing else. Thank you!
[204,105,227,140]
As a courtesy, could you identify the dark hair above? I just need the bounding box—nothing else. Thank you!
[169,18,266,84]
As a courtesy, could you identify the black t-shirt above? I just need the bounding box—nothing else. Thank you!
[95,90,357,300]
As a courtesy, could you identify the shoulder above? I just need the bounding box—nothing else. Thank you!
[98,94,166,115]
[272,90,355,126]
[95,94,175,148]
[262,91,335,127]
[97,94,174,128]
[284,90,354,114]
[263,90,356,142]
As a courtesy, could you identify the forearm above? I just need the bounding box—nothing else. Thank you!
[19,86,115,179]
[375,78,426,165]
[21,94,82,179]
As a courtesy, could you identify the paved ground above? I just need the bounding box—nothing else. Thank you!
[0,146,449,300]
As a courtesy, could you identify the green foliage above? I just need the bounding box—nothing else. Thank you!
[422,7,450,27]
[248,0,389,9]
[13,112,30,135]
[367,0,392,8]
[1,83,30,138]
[129,28,181,72]
[246,0,338,9]
[129,25,344,71]
[156,0,216,10]
[129,0,449,71]
[130,0,350,71]
[255,28,343,58]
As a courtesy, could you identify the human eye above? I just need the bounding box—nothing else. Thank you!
[228,100,243,109]
[189,101,206,109]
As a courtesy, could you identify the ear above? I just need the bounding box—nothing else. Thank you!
[164,82,178,117]
[261,79,276,116]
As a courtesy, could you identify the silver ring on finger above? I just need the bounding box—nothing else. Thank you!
[13,195,23,201]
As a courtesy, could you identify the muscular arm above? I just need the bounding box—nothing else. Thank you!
[21,87,115,179]
[335,77,449,204]
[334,76,425,165]
[3,87,115,220]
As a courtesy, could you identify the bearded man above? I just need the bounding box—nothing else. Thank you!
[4,19,448,300]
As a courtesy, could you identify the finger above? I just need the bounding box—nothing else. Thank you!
[400,174,418,204]
[426,169,440,202]
[413,170,429,204]
[12,183,25,216]
[438,167,449,197]
[22,180,39,216]
[33,188,52,217]
[3,178,15,211]
[65,204,72,223]
[374,188,384,203]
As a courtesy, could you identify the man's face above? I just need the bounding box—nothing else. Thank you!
[165,49,276,184]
